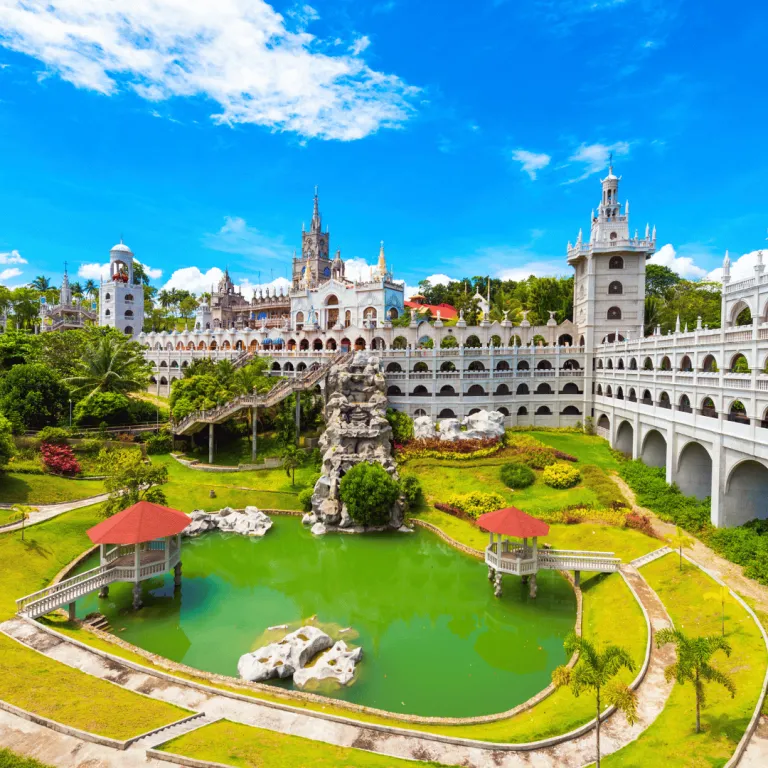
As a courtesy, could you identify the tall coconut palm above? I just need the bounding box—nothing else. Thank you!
[655,628,735,733]
[30,275,51,291]
[553,633,638,767]
[70,281,84,298]
[83,279,98,299]
[65,335,150,398]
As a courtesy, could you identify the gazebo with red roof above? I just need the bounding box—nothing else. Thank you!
[87,501,190,610]
[477,506,550,599]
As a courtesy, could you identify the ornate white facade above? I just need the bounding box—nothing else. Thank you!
[140,172,768,529]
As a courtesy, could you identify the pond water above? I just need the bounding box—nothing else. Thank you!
[74,520,576,717]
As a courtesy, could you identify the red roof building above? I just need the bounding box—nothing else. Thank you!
[404,294,458,320]
[87,501,190,545]
[476,507,549,538]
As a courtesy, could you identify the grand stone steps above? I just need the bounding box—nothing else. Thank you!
[172,351,351,435]
[630,546,672,568]
[128,712,218,750]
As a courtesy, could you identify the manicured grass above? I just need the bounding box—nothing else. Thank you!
[0,473,105,505]
[0,749,51,768]
[0,503,192,740]
[414,506,660,562]
[602,554,767,767]
[529,431,620,471]
[160,719,448,767]
[154,454,313,512]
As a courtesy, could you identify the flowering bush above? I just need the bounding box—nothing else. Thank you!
[541,462,581,489]
[40,442,81,476]
[499,462,536,489]
[625,511,658,537]
[445,491,506,518]
[396,436,503,462]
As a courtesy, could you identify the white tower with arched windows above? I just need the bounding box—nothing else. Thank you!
[99,241,144,337]
[567,162,656,350]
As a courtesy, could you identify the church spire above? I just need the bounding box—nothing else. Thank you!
[60,261,72,306]
[377,240,387,276]
[310,186,322,233]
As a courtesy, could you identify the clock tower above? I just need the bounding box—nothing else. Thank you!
[292,189,332,289]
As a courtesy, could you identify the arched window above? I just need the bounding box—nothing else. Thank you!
[659,391,671,409]
[608,281,623,295]
[561,406,581,415]
[679,394,692,413]
[467,384,486,396]
[701,397,717,418]
[628,388,637,402]
[438,385,457,396]
[680,355,693,372]
[560,382,580,394]
[660,356,671,371]
[105,309,111,317]
[414,362,429,372]
[536,360,553,370]
[607,359,614,369]
[535,405,553,415]
[730,353,750,373]
[468,360,486,371]
[388,307,398,320]
[607,306,622,320]
[536,382,553,394]
[643,356,654,370]
[641,390,653,405]
[125,293,134,302]
[609,256,624,269]
[412,385,429,396]
[386,362,402,373]
[495,383,510,395]
[616,386,624,400]
[617,358,625,370]
[104,293,111,301]
[517,360,530,371]
[605,385,613,397]
[517,406,528,415]
[387,386,403,396]
[392,336,407,349]
[629,357,637,370]
[124,309,133,318]
[516,383,529,395]
[596,384,603,395]
[124,326,133,335]
[440,361,456,372]
[496,360,510,371]
[438,408,456,419]
[728,400,749,424]
[295,311,304,328]
[465,335,481,348]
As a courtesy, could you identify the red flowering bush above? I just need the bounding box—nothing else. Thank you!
[625,512,659,538]
[40,442,81,476]
[397,436,502,461]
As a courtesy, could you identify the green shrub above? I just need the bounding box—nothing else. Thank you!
[581,464,628,509]
[36,426,70,445]
[445,491,506,518]
[542,462,581,489]
[298,488,313,513]
[400,475,422,508]
[500,462,535,489]
[145,432,172,455]
[387,409,414,444]
[339,462,400,526]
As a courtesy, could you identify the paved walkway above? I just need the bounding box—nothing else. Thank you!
[614,476,768,766]
[0,565,675,768]
[0,494,109,533]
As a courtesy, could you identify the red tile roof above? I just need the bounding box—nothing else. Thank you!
[404,300,458,320]
[476,507,549,538]
[87,501,190,544]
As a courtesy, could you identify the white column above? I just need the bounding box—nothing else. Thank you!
[134,543,141,579]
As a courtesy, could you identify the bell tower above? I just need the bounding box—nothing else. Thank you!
[568,161,655,350]
[293,188,332,289]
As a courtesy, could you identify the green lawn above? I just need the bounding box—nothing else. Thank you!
[529,431,620,470]
[0,503,192,740]
[155,454,312,512]
[0,473,105,505]
[160,719,448,767]
[0,749,51,768]
[602,554,767,767]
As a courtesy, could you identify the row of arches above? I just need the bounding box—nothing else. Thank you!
[387,381,583,397]
[596,352,753,373]
[428,405,582,419]
[384,359,582,373]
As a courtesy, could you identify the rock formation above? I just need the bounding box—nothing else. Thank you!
[293,640,363,688]
[183,507,273,538]
[413,415,436,439]
[237,626,334,682]
[305,352,403,531]
[432,410,507,442]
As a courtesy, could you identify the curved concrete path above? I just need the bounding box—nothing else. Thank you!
[0,494,109,533]
[0,564,675,768]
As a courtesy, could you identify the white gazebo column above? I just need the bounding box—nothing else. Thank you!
[174,534,183,588]
[98,542,110,599]
[132,543,142,610]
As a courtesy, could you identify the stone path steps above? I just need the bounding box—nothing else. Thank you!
[0,494,110,533]
[128,712,218,750]
[630,546,671,569]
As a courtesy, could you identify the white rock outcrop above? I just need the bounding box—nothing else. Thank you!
[237,626,334,682]
[462,409,506,440]
[183,506,273,538]
[413,415,436,439]
[293,640,363,688]
[437,418,462,441]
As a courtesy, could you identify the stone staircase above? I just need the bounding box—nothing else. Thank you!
[128,712,218,750]
[172,351,351,435]
[630,546,672,568]
[83,613,111,633]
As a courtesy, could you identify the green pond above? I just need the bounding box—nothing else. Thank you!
[74,519,576,717]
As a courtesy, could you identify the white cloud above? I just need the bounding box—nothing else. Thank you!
[161,266,289,300]
[136,259,162,280]
[203,216,291,262]
[511,149,551,180]
[708,249,767,283]
[566,141,630,182]
[77,262,110,280]
[0,267,22,282]
[0,249,27,265]
[649,243,707,280]
[341,257,378,282]
[0,0,415,141]
[350,35,370,56]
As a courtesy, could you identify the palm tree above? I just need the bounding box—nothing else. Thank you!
[281,444,304,486]
[553,633,638,767]
[666,526,694,570]
[30,275,51,291]
[655,628,735,733]
[65,335,149,398]
[83,279,98,299]
[11,505,36,541]
[157,289,173,312]
[70,281,84,298]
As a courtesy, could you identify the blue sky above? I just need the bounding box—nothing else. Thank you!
[1,0,767,298]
